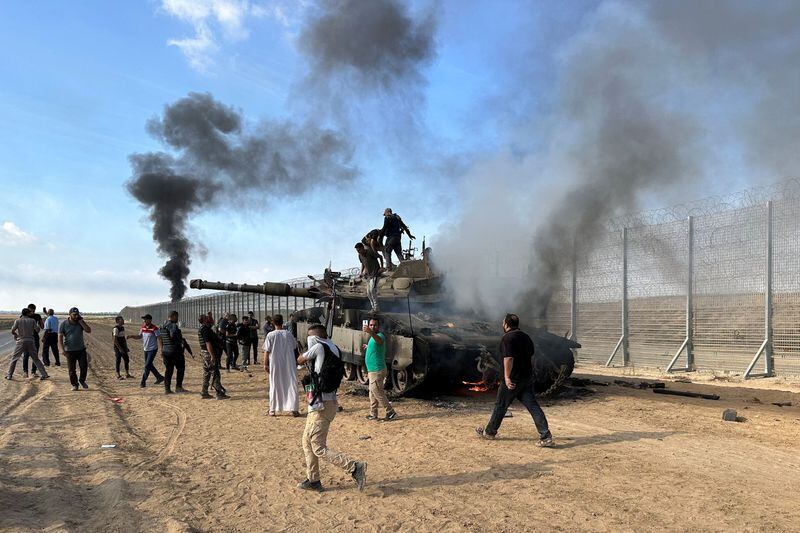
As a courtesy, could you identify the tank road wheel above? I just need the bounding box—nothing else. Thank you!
[344,362,357,381]
[391,367,412,394]
[356,364,369,386]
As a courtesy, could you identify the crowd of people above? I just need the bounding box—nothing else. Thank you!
[4,212,554,493]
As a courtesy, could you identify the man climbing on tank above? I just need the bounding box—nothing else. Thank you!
[475,313,554,447]
[379,208,414,271]
[355,242,382,311]
[361,228,385,269]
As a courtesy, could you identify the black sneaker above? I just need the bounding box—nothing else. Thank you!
[365,414,378,421]
[385,411,397,421]
[201,392,213,399]
[80,382,89,390]
[475,427,496,440]
[4,375,12,380]
[125,372,133,378]
[538,436,555,448]
[175,387,186,393]
[117,374,124,380]
[165,389,174,395]
[296,479,323,492]
[55,363,61,367]
[39,375,50,381]
[351,462,367,492]
[71,385,79,391]
[216,393,230,400]
[154,377,165,385]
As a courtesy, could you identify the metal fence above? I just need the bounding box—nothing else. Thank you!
[122,181,800,377]
[119,273,350,330]
[546,180,800,377]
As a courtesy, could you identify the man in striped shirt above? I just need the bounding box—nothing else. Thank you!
[127,314,164,388]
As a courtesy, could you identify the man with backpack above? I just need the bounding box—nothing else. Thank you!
[296,324,367,492]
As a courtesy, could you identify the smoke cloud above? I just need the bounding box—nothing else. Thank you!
[299,0,436,90]
[127,92,357,300]
[437,0,800,320]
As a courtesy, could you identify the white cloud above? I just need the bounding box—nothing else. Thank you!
[161,0,268,71]
[0,221,37,246]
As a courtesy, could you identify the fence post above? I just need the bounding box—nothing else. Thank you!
[622,227,629,365]
[686,215,694,369]
[605,227,629,367]
[745,200,775,378]
[570,252,577,342]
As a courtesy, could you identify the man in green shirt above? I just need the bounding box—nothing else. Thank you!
[361,318,396,420]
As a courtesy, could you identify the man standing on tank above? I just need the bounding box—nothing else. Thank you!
[161,310,186,394]
[379,208,415,271]
[475,313,554,447]
[361,317,396,421]
[198,314,228,400]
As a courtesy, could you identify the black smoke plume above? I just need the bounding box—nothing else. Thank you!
[299,0,436,89]
[127,92,357,301]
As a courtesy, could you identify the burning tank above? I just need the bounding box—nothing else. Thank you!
[189,248,580,396]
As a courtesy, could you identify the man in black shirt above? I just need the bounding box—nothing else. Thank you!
[379,208,414,271]
[198,314,228,400]
[224,314,240,371]
[476,314,553,447]
[247,311,260,364]
[237,315,252,369]
[161,311,186,394]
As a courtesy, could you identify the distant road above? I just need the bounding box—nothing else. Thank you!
[0,332,14,358]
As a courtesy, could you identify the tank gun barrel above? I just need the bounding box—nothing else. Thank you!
[189,279,325,299]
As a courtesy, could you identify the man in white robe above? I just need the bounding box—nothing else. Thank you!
[263,314,300,416]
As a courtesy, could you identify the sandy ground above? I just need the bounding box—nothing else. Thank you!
[1,318,799,532]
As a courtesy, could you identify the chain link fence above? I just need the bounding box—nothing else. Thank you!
[122,180,800,377]
[549,179,800,377]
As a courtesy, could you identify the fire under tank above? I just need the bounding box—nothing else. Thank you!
[189,249,580,396]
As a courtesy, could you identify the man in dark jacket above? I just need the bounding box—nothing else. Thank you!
[161,310,186,394]
[198,314,228,400]
[379,208,414,271]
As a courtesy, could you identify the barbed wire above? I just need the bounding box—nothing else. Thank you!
[607,177,800,230]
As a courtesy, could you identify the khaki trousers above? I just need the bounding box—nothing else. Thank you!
[368,369,394,417]
[302,400,357,482]
[7,339,48,378]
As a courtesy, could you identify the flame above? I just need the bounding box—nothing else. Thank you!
[446,322,455,328]
[462,380,495,392]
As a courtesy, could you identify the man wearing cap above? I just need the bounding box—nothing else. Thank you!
[6,308,49,381]
[58,307,92,390]
[161,311,186,394]
[127,314,165,388]
[379,208,415,271]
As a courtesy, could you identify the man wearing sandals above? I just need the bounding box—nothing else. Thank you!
[263,314,300,417]
[476,313,554,447]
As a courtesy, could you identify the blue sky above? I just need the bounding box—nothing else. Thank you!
[0,0,569,311]
[1,1,793,312]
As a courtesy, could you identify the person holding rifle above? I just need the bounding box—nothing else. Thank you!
[198,314,228,400]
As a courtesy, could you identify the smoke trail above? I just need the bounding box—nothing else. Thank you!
[127,92,358,300]
[299,0,436,90]
[437,0,800,319]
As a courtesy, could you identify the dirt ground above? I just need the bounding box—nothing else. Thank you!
[1,318,799,532]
